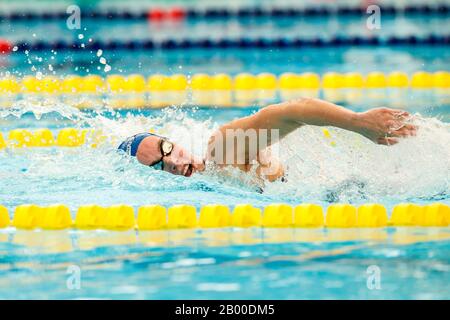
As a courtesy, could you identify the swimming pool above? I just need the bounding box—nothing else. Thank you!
[0,1,449,300]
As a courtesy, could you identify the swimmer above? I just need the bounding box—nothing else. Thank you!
[118,98,416,182]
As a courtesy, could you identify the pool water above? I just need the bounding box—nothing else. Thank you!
[1,227,449,299]
[1,3,449,300]
[0,100,449,299]
[1,101,450,209]
[2,12,450,76]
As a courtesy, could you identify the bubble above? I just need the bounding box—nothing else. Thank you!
[96,49,103,57]
[99,57,106,64]
[104,65,111,72]
[12,46,18,52]
[78,34,84,40]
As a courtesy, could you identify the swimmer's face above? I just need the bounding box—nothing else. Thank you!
[136,136,205,177]
[161,142,205,177]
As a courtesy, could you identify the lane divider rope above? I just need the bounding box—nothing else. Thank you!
[1,34,449,54]
[0,203,448,231]
[1,71,448,94]
[0,5,448,21]
[0,128,97,148]
[0,127,337,149]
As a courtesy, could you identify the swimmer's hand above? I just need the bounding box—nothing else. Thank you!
[356,108,417,145]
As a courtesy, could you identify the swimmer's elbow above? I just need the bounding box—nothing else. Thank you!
[284,97,320,115]
[255,99,314,134]
[289,97,317,105]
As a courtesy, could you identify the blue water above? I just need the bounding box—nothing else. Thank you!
[0,101,449,299]
[0,227,449,299]
[2,13,449,42]
[0,8,449,299]
[3,46,449,76]
[1,12,450,75]
[1,102,449,209]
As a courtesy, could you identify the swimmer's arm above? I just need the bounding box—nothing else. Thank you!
[220,97,415,146]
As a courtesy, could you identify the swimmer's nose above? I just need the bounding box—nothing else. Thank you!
[177,163,188,175]
[166,163,183,175]
[166,158,189,176]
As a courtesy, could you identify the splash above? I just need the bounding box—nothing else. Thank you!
[1,100,449,206]
[265,115,450,204]
[0,98,85,121]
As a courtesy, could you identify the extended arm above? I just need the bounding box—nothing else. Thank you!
[214,97,415,147]
[206,98,416,178]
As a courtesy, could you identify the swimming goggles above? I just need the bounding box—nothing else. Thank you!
[151,137,174,170]
[118,132,174,170]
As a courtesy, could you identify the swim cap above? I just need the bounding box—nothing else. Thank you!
[118,133,157,157]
